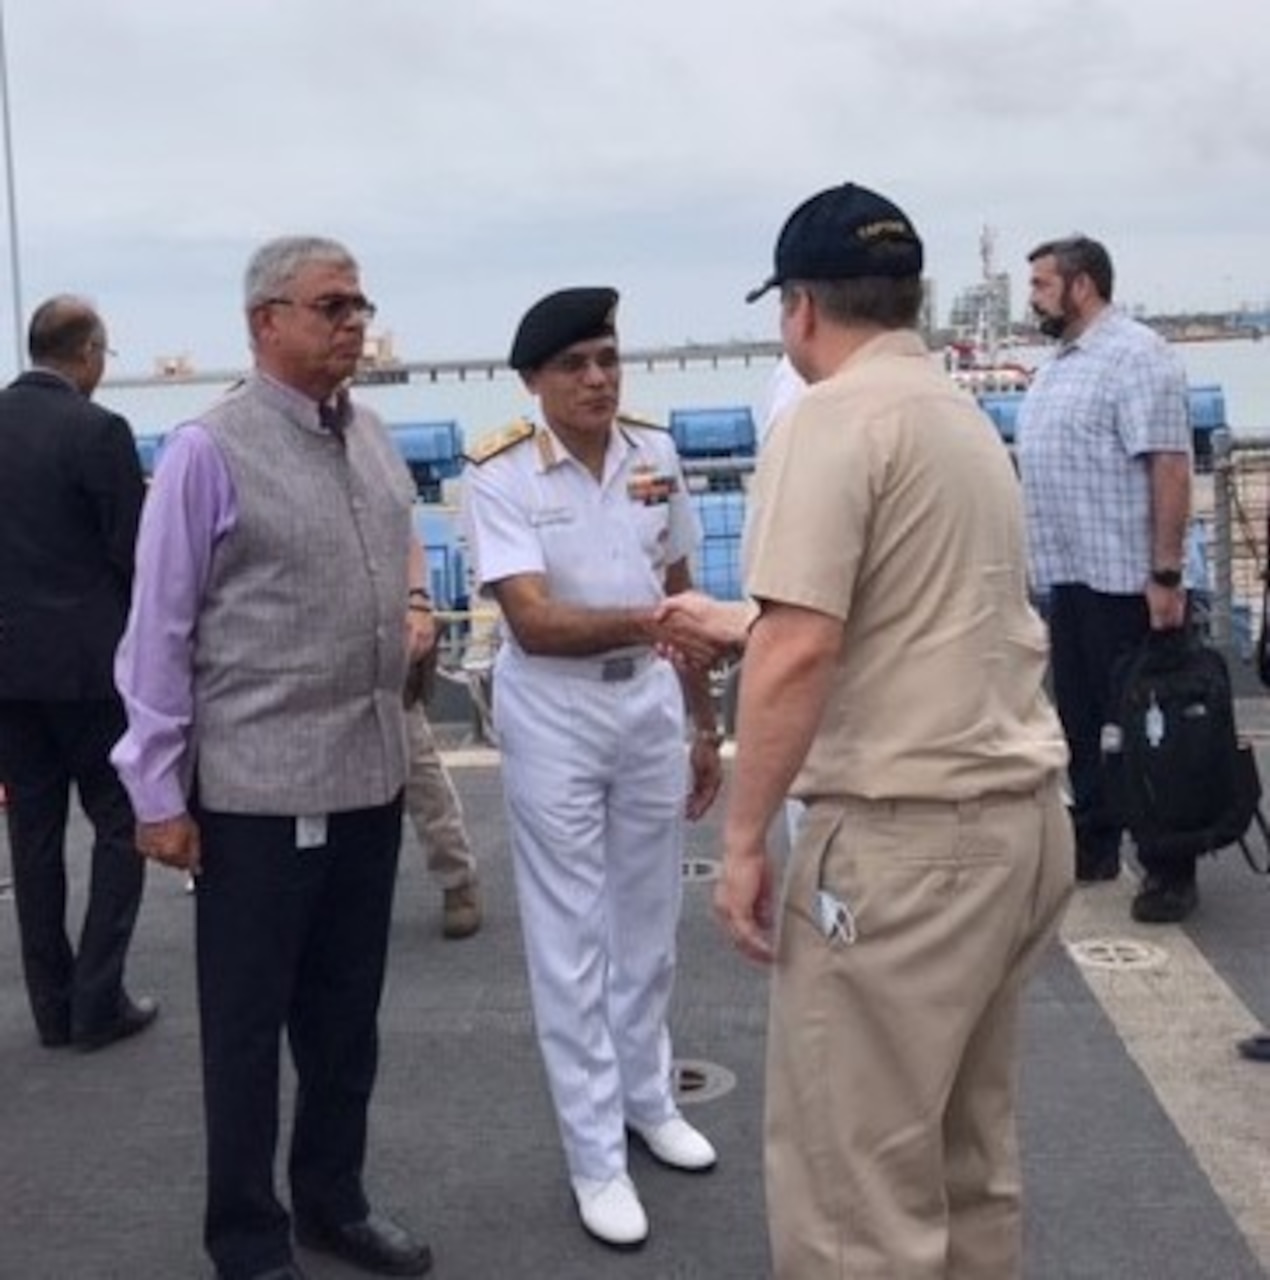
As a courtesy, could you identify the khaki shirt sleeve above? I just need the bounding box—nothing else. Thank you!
[745,393,877,623]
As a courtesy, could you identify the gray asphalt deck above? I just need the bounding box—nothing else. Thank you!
[4,700,1270,1279]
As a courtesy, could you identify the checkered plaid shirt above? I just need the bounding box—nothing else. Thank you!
[1017,307,1191,593]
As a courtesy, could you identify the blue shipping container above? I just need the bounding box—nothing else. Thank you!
[411,506,468,611]
[1188,384,1226,433]
[692,491,746,600]
[392,421,466,498]
[134,433,165,477]
[977,392,1024,442]
[670,407,756,459]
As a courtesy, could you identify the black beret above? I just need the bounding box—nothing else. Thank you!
[746,182,924,303]
[509,286,620,372]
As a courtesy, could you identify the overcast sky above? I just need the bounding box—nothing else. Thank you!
[1,0,1267,374]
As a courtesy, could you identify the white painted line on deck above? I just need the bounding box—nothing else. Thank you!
[437,744,500,769]
[1061,880,1270,1268]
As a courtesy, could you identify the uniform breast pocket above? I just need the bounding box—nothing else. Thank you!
[631,502,672,570]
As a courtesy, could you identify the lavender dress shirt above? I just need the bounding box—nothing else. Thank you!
[111,423,237,823]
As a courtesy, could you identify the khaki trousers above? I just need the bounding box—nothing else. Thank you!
[766,777,1073,1280]
[403,704,477,888]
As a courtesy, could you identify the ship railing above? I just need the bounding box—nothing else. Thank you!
[427,607,501,746]
[1208,432,1270,663]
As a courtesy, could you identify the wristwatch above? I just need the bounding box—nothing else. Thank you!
[1149,567,1183,589]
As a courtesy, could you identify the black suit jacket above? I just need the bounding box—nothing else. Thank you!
[0,370,145,699]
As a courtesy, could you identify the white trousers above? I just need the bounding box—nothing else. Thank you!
[494,651,687,1181]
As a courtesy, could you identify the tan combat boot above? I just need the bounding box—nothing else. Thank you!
[442,881,482,940]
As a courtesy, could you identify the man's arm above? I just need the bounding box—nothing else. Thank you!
[490,573,658,656]
[717,601,841,963]
[111,426,233,872]
[664,560,723,821]
[1146,450,1191,630]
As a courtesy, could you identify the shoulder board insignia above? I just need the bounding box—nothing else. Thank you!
[616,411,668,432]
[464,418,535,465]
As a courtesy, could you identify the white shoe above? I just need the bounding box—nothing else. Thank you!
[630,1114,718,1172]
[571,1173,649,1249]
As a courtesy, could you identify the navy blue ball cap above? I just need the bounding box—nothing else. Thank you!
[509,286,620,372]
[745,183,924,303]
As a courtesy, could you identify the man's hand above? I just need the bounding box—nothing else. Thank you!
[406,607,439,663]
[686,735,724,820]
[713,840,776,965]
[136,814,202,875]
[655,591,748,670]
[1146,582,1187,631]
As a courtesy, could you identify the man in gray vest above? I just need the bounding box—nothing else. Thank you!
[112,237,433,1280]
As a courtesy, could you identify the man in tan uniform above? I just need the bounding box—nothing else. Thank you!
[663,182,1074,1279]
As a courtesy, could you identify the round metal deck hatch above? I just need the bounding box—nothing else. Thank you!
[1066,937,1168,972]
[682,857,721,883]
[673,1058,737,1105]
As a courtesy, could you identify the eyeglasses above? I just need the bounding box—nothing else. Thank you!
[87,340,117,358]
[544,347,621,376]
[265,293,378,325]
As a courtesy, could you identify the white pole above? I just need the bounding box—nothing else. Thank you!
[0,0,25,374]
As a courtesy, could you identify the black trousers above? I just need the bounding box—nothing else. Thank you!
[0,697,145,1043]
[194,794,403,1280]
[1047,584,1197,883]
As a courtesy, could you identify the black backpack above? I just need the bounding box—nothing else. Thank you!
[1104,629,1269,869]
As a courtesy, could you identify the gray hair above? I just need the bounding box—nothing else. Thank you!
[243,236,358,309]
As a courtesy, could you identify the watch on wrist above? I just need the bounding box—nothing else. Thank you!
[1149,567,1182,589]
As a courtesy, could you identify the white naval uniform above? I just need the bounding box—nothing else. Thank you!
[463,417,701,1182]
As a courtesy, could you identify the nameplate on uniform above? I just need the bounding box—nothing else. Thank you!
[296,815,328,850]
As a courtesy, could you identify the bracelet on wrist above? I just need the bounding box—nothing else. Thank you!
[695,728,724,749]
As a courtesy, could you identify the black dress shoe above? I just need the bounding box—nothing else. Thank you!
[296,1211,432,1276]
[74,994,159,1052]
[1237,1032,1270,1062]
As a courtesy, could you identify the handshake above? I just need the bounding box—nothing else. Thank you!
[652,591,752,671]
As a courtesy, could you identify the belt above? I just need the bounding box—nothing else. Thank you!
[599,656,639,682]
